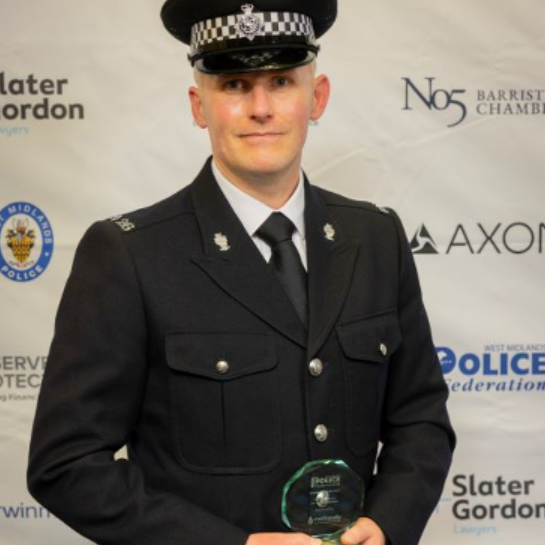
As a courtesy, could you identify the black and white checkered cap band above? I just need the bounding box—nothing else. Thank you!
[190,11,315,55]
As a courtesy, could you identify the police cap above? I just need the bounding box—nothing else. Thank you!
[161,0,337,73]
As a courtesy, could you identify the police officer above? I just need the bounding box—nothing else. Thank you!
[28,2,455,545]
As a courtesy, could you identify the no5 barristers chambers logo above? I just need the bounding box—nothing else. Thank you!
[402,77,545,127]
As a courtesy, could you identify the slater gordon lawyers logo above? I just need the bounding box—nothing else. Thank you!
[435,473,545,537]
[437,344,545,393]
[0,202,54,282]
[410,222,545,255]
[0,72,85,137]
[402,77,545,128]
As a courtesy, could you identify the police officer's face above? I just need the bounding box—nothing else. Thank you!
[189,64,329,188]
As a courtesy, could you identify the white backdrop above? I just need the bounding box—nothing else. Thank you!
[1,1,544,544]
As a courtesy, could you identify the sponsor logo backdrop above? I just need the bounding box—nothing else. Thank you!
[1,1,543,543]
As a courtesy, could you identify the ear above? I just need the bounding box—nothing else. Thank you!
[310,74,331,122]
[188,86,207,128]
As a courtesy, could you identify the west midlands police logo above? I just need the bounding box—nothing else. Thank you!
[0,202,54,282]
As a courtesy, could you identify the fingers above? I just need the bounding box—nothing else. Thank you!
[283,533,322,545]
[247,532,322,545]
[341,518,386,545]
[287,532,321,545]
[301,534,322,545]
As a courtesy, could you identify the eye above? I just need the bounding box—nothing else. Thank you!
[273,76,291,88]
[222,79,247,92]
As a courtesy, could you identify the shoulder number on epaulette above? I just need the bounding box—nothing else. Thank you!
[109,214,135,232]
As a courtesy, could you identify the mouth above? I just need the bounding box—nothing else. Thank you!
[240,132,284,139]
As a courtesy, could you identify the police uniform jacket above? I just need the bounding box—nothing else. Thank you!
[28,158,455,545]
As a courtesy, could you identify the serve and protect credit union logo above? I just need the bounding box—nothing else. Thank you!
[0,202,54,282]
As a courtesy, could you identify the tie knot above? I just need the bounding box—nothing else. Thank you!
[256,212,295,247]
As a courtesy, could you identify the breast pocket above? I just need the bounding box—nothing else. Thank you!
[165,331,281,474]
[336,310,402,456]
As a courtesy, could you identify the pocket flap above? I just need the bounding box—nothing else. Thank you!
[165,332,276,381]
[337,311,402,362]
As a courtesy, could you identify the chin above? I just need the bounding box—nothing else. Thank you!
[246,154,295,174]
[248,162,291,178]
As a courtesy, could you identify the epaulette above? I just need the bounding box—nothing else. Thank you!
[109,214,136,232]
[107,185,193,233]
[319,188,394,217]
[373,204,391,215]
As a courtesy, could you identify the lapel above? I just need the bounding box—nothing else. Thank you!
[304,179,360,359]
[190,159,308,348]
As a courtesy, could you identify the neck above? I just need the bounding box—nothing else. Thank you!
[214,159,301,209]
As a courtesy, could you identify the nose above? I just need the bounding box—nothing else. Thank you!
[248,83,273,122]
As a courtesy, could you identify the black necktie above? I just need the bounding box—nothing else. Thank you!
[256,212,308,327]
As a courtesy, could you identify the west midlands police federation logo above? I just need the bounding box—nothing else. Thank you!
[0,202,54,282]
[437,347,457,374]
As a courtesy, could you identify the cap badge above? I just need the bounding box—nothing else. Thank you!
[238,4,262,41]
[214,232,231,252]
[323,223,335,241]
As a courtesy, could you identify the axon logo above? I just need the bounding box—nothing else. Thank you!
[410,225,439,254]
[410,223,545,255]
[402,77,467,128]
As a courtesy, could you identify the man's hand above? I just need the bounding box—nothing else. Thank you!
[247,533,322,545]
[245,518,386,545]
[340,518,386,545]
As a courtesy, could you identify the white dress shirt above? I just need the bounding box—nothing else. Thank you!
[212,160,307,270]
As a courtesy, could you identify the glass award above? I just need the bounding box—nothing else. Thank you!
[282,459,365,544]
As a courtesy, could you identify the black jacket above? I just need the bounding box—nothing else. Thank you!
[28,159,455,545]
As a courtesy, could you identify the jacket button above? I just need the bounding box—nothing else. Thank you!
[379,343,388,357]
[314,424,329,443]
[309,358,324,377]
[215,360,230,374]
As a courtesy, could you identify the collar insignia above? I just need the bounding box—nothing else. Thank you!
[323,223,335,241]
[214,232,231,252]
[238,4,262,41]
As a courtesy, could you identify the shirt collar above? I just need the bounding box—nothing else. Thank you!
[212,160,306,240]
